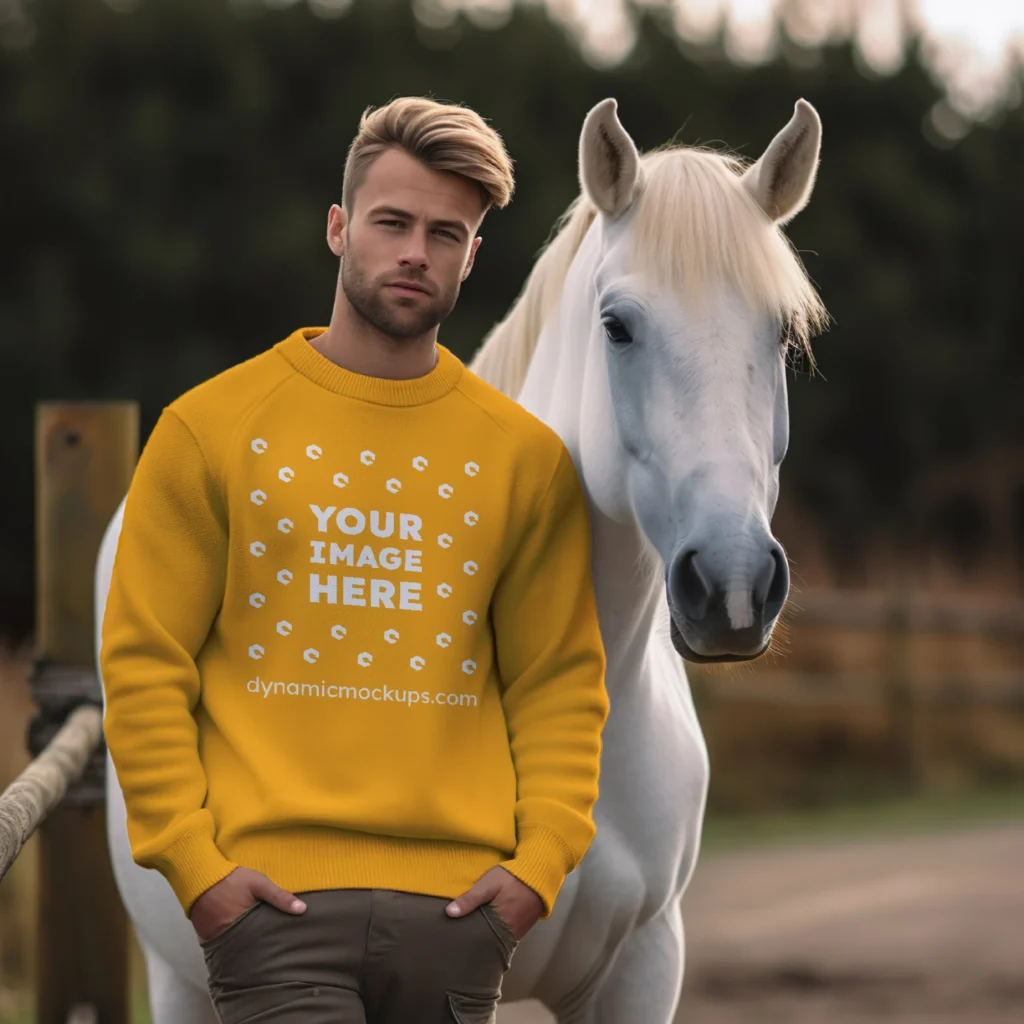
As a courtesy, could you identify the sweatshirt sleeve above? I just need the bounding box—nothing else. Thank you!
[491,443,609,917]
[100,408,237,916]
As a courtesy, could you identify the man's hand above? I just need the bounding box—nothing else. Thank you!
[190,866,306,942]
[445,866,543,942]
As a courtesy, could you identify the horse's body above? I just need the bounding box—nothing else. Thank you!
[95,99,825,1022]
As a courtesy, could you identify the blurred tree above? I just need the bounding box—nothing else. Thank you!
[1,0,1022,637]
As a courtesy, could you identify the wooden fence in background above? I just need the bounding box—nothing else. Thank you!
[0,402,137,1024]
[693,588,1024,792]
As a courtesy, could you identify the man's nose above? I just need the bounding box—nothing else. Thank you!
[398,228,429,269]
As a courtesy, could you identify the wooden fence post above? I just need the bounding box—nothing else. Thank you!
[32,401,138,1024]
[884,587,925,790]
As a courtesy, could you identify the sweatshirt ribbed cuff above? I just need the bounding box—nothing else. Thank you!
[498,825,577,919]
[152,829,238,917]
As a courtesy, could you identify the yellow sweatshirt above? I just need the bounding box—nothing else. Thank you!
[100,327,608,920]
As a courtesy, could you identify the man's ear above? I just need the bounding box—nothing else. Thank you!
[327,204,347,258]
[462,236,483,281]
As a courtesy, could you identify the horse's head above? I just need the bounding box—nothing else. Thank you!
[575,99,826,663]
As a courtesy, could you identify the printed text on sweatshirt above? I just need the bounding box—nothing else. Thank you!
[100,327,609,919]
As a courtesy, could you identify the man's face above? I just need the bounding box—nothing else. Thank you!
[333,148,485,341]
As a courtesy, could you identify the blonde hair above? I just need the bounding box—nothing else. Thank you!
[630,146,826,360]
[472,145,827,397]
[342,97,515,213]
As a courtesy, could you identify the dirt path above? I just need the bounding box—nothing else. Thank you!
[498,822,1024,1022]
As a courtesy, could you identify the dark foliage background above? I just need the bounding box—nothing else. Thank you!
[3,0,1022,637]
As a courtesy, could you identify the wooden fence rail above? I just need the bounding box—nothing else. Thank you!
[696,586,1024,791]
[788,588,1024,636]
[696,670,1024,708]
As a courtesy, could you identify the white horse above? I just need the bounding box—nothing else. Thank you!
[95,97,825,1023]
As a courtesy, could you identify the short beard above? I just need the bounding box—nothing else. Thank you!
[341,247,460,342]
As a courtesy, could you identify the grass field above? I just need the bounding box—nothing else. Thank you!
[700,782,1024,851]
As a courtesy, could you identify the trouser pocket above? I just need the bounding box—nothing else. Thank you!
[360,891,514,1024]
[479,901,519,970]
[200,901,264,952]
[448,990,499,1024]
[202,892,367,1024]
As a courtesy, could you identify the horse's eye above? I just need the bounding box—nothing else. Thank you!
[602,316,633,345]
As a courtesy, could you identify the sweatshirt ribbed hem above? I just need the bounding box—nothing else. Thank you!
[274,327,464,406]
[219,828,505,908]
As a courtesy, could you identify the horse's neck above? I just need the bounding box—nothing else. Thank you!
[517,230,666,700]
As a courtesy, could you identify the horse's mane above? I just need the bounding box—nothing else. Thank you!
[469,193,597,397]
[469,144,827,398]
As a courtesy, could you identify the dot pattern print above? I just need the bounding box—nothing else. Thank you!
[242,436,488,683]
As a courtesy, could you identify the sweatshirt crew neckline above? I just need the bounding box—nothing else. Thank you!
[275,327,464,406]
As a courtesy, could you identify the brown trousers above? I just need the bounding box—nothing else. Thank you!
[200,888,519,1024]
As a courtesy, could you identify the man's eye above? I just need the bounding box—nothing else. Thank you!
[434,230,458,241]
[379,220,403,228]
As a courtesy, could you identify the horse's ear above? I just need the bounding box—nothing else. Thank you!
[741,99,821,224]
[579,98,642,220]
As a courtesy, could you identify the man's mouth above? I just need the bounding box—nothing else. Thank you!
[387,281,430,296]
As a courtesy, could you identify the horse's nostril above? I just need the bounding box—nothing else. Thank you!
[671,550,711,621]
[761,545,789,621]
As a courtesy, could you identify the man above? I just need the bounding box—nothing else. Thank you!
[101,96,609,1023]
